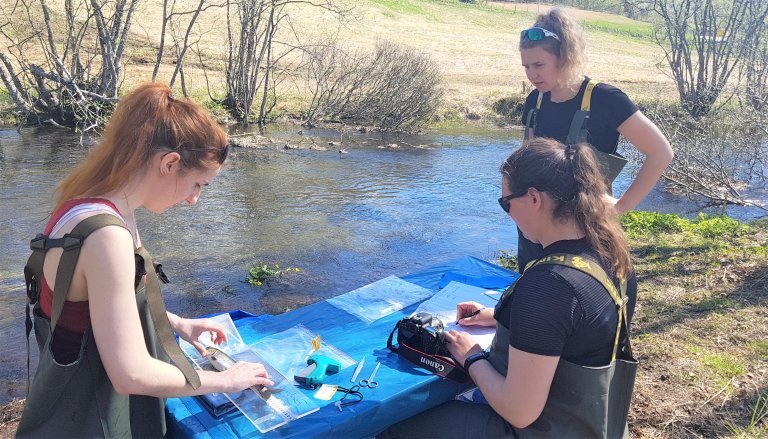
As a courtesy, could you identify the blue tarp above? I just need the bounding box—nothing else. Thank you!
[166,256,518,439]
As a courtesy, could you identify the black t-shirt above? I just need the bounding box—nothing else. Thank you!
[497,238,638,367]
[521,77,638,154]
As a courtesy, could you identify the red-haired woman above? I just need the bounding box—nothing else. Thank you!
[17,83,272,437]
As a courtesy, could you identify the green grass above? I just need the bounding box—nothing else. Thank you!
[620,211,753,240]
[748,340,768,357]
[368,0,428,17]
[692,297,735,312]
[0,87,20,127]
[581,18,654,41]
[620,211,689,237]
[688,346,746,384]
[725,393,768,437]
[367,0,523,23]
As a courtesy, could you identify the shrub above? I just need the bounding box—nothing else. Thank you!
[304,40,442,131]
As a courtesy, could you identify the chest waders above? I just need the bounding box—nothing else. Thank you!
[524,79,629,194]
[487,254,638,438]
[18,214,202,438]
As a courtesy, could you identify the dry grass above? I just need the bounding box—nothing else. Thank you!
[627,228,768,438]
[0,0,674,118]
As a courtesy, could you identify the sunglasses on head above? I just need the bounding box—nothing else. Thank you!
[520,27,560,42]
[498,188,530,213]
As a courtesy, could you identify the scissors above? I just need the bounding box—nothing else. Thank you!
[359,362,380,388]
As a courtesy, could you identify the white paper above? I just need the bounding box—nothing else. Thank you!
[410,281,499,349]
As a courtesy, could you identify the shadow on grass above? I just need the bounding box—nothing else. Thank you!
[629,242,768,437]
[680,385,768,438]
[630,243,768,336]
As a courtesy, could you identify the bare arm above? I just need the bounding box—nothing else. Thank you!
[614,111,673,214]
[445,331,559,428]
[83,226,272,397]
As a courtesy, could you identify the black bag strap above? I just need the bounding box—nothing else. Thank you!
[523,92,544,141]
[387,321,470,383]
[565,79,598,146]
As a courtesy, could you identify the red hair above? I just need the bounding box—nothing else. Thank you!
[54,83,228,213]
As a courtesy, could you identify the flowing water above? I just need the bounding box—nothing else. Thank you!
[0,125,765,404]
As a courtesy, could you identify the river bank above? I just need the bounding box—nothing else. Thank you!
[1,212,766,437]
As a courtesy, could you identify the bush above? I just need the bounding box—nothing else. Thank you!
[492,96,526,121]
[304,40,442,131]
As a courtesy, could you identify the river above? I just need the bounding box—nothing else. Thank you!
[0,125,764,404]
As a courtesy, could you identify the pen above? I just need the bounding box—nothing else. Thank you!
[456,308,483,324]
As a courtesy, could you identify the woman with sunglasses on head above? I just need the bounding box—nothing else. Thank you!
[17,83,273,438]
[378,138,638,438]
[516,8,672,272]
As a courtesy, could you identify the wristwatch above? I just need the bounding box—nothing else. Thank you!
[463,351,488,371]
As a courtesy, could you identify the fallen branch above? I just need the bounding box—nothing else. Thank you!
[699,377,734,408]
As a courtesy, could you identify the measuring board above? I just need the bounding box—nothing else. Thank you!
[179,315,319,433]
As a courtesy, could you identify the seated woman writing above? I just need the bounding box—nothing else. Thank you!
[379,137,638,438]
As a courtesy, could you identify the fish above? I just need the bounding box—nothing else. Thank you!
[205,346,273,400]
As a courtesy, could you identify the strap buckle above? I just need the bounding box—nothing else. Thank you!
[29,234,47,252]
[29,234,85,252]
[62,234,84,251]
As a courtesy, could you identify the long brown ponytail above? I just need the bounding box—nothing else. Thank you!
[500,138,632,278]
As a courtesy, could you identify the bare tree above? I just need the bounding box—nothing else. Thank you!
[636,103,768,209]
[0,0,138,132]
[739,9,768,112]
[652,0,768,117]
[222,0,347,125]
[151,0,225,95]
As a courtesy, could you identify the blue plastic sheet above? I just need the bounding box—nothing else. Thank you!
[166,256,518,439]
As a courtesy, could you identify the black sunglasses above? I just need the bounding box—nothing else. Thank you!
[498,188,530,213]
[520,27,561,42]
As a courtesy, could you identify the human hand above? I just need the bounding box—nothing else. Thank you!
[216,361,274,393]
[443,330,482,366]
[455,302,493,327]
[175,317,228,356]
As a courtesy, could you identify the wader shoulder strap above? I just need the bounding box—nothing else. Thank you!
[527,253,630,361]
[504,253,631,361]
[565,79,598,146]
[523,92,544,140]
[25,214,127,333]
[24,213,126,394]
[50,215,128,331]
[135,247,202,389]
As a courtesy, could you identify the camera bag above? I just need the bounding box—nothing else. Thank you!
[387,313,470,383]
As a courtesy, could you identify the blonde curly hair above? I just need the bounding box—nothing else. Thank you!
[519,8,587,88]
